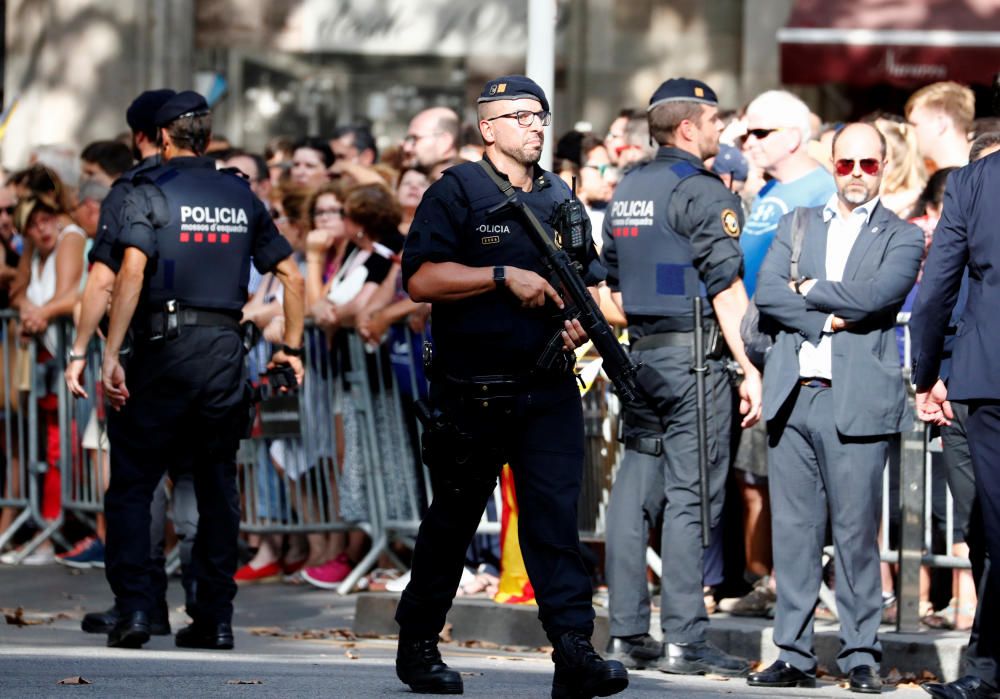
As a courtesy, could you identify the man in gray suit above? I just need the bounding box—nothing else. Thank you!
[746,123,924,694]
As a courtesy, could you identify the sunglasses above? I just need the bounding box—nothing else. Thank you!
[834,158,881,176]
[0,206,15,215]
[742,127,785,142]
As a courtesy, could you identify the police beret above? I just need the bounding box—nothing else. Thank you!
[126,89,177,133]
[478,75,549,113]
[647,78,718,112]
[712,144,749,182]
[154,90,210,127]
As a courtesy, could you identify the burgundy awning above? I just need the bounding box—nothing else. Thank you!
[779,0,1000,86]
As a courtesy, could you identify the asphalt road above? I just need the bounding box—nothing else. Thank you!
[0,565,931,698]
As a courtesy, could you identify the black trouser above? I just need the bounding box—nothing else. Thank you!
[959,401,1000,689]
[395,376,595,643]
[105,325,248,625]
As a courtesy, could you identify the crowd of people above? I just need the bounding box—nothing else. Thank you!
[0,74,997,696]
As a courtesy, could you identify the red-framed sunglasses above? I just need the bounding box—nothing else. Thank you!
[834,158,881,176]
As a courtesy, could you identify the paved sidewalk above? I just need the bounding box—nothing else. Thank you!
[0,565,938,697]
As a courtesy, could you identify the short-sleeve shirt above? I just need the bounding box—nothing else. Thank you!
[118,156,292,312]
[88,155,160,273]
[741,166,835,297]
[403,159,572,377]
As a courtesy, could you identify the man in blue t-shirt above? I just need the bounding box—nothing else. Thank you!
[740,90,835,297]
[724,90,836,620]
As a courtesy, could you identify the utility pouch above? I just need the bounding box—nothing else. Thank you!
[413,399,472,468]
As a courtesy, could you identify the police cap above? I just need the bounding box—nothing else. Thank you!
[712,144,748,182]
[154,90,210,127]
[478,75,549,113]
[126,89,177,134]
[647,78,718,112]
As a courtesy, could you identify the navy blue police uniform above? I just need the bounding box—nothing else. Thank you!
[395,154,597,642]
[600,79,747,672]
[103,94,293,642]
[911,154,1000,697]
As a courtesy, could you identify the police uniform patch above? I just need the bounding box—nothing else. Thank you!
[489,84,498,96]
[694,86,704,98]
[497,83,506,93]
[721,209,740,237]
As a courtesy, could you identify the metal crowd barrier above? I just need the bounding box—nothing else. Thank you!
[0,311,69,560]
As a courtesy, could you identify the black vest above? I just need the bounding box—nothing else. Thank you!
[430,160,571,376]
[138,161,257,313]
[608,157,708,319]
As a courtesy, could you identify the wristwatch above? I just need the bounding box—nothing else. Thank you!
[493,265,506,290]
[281,344,304,357]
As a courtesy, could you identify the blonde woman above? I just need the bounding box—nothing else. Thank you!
[873,116,927,218]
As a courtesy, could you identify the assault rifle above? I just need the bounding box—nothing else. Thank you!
[478,162,641,403]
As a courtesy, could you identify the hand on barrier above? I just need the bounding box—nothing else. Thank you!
[65,356,89,399]
[102,354,129,410]
[358,309,388,347]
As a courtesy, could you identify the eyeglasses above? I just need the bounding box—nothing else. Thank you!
[486,110,552,127]
[834,158,881,176]
[403,132,441,146]
[583,163,611,176]
[0,206,15,216]
[742,127,786,142]
[314,207,343,218]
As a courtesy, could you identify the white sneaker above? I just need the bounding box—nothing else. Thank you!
[385,569,412,593]
[1,547,57,565]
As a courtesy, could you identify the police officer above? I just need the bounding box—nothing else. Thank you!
[100,91,305,649]
[395,75,628,698]
[64,89,202,640]
[601,78,762,675]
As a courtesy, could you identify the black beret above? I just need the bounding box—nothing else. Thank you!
[154,90,210,127]
[648,78,718,112]
[126,89,177,133]
[478,75,549,113]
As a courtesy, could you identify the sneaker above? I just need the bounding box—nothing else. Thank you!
[729,577,776,618]
[233,561,282,584]
[0,546,57,566]
[385,569,411,593]
[57,537,105,569]
[300,553,353,590]
[552,630,628,698]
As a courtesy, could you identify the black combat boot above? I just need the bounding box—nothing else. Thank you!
[107,610,151,649]
[395,638,464,694]
[551,630,629,699]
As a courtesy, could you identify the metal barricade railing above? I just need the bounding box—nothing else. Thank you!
[0,312,69,560]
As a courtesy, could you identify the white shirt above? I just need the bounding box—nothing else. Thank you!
[798,195,880,380]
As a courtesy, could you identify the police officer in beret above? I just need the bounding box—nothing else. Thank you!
[65,89,203,641]
[601,78,762,675]
[395,75,628,698]
[100,90,305,649]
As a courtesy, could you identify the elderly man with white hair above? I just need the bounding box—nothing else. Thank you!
[725,90,836,620]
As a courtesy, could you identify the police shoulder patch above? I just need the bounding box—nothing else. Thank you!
[721,208,740,237]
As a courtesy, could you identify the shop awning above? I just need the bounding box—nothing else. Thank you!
[778,0,1000,86]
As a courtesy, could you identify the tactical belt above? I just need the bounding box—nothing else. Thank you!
[624,434,663,456]
[138,306,241,339]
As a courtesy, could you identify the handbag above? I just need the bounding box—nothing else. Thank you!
[740,208,807,370]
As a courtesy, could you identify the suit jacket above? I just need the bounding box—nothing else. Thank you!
[755,201,924,436]
[912,153,1000,400]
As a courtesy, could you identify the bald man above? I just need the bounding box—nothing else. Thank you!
[401,107,464,181]
[747,122,924,693]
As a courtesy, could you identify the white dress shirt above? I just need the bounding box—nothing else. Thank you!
[798,195,880,380]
